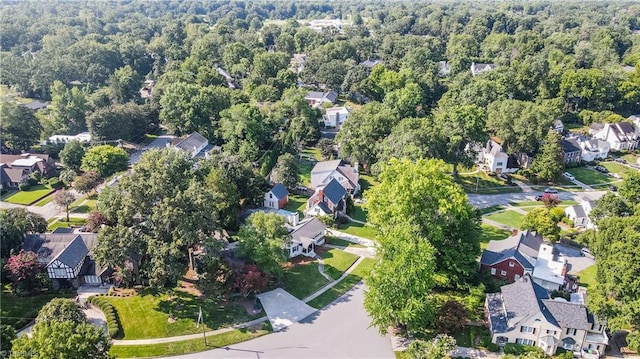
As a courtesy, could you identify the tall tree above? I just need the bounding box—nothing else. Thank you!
[53,190,75,222]
[271,153,299,189]
[236,212,290,279]
[36,298,86,325]
[619,171,640,206]
[486,100,554,155]
[73,171,101,195]
[365,158,481,288]
[520,208,560,241]
[108,65,142,104]
[5,250,42,294]
[0,101,42,151]
[205,168,241,231]
[49,81,88,135]
[589,192,631,225]
[0,208,46,258]
[81,145,129,177]
[531,131,564,183]
[59,141,86,172]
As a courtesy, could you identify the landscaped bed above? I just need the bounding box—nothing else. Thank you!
[307,258,375,309]
[321,249,359,280]
[281,260,329,300]
[483,210,524,229]
[102,290,257,340]
[3,185,54,205]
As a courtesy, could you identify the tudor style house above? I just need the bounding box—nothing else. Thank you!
[310,159,360,194]
[486,275,608,358]
[306,178,347,218]
[288,217,326,258]
[23,228,110,288]
[264,183,289,210]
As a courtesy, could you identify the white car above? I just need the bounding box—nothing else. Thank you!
[580,248,594,259]
[563,172,575,181]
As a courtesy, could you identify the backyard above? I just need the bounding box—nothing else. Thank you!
[1,285,73,329]
[325,236,366,248]
[566,167,614,185]
[321,249,359,280]
[483,210,524,229]
[283,194,307,217]
[103,290,258,340]
[336,221,378,240]
[2,185,55,205]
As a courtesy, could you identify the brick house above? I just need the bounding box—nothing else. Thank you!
[561,139,582,165]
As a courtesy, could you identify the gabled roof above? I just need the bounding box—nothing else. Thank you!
[311,160,343,188]
[561,139,582,154]
[481,230,544,268]
[53,235,89,268]
[2,167,27,183]
[542,299,591,330]
[175,132,208,153]
[291,218,326,244]
[321,178,347,204]
[21,100,48,111]
[566,204,586,219]
[269,183,288,200]
[360,59,383,68]
[617,122,637,135]
[337,165,359,190]
[305,91,325,100]
[323,90,338,103]
[23,233,97,266]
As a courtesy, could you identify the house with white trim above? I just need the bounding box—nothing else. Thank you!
[310,159,360,194]
[288,218,326,258]
[477,140,518,174]
[592,122,639,151]
[322,106,350,128]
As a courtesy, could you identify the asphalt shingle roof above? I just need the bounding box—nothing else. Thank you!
[54,236,89,268]
[175,132,208,153]
[543,299,592,330]
[481,230,543,268]
[291,218,326,244]
[269,183,288,200]
[321,178,346,205]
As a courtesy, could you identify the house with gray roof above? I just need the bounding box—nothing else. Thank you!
[23,229,109,287]
[173,132,209,158]
[310,159,360,194]
[486,275,608,357]
[592,122,639,151]
[306,178,347,218]
[288,217,326,258]
[264,183,289,210]
[471,62,497,76]
[480,230,544,282]
[564,198,596,229]
[305,90,338,108]
[561,139,582,165]
[477,140,518,174]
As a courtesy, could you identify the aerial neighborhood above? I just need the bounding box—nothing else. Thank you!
[1,1,640,359]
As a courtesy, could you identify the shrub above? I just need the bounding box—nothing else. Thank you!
[480,335,491,347]
[504,343,525,355]
[18,182,30,191]
[48,177,63,189]
[87,296,122,338]
[487,343,500,352]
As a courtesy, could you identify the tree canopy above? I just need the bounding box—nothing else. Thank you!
[81,145,129,177]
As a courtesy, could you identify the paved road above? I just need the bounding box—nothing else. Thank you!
[167,284,394,359]
[468,190,607,208]
[554,243,596,275]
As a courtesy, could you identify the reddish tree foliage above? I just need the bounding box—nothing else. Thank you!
[73,171,101,195]
[234,264,269,297]
[5,250,41,284]
[86,211,107,232]
[435,300,468,334]
[542,193,560,209]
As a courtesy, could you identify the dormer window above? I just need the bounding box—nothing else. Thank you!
[269,193,273,198]
[509,262,515,267]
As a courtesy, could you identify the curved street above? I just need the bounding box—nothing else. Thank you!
[166,283,394,359]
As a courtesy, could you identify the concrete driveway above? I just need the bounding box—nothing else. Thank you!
[256,288,316,332]
[555,243,596,275]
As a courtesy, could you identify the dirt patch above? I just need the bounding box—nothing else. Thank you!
[284,256,317,268]
[176,270,203,297]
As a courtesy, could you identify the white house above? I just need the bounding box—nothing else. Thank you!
[305,90,338,108]
[288,218,326,258]
[531,244,568,292]
[592,122,639,151]
[571,136,610,162]
[290,54,307,74]
[48,131,92,144]
[486,275,608,358]
[323,106,349,128]
[564,198,596,229]
[173,132,209,158]
[264,183,289,209]
[310,159,360,194]
[471,62,497,76]
[477,140,517,174]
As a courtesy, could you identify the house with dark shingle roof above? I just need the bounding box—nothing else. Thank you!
[264,183,289,209]
[288,217,326,258]
[305,178,347,218]
[310,159,360,194]
[304,90,338,108]
[592,122,639,151]
[480,230,544,282]
[561,139,582,165]
[173,132,209,158]
[23,229,109,287]
[0,164,28,189]
[486,275,608,357]
[471,62,497,76]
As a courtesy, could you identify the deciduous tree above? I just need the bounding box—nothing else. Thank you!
[36,298,86,325]
[486,100,554,155]
[0,101,42,151]
[59,141,86,172]
[81,145,128,178]
[53,190,75,222]
[5,250,41,294]
[520,208,560,241]
[589,192,631,224]
[271,153,299,189]
[620,171,640,206]
[73,171,101,195]
[0,208,46,258]
[236,212,290,279]
[436,300,468,334]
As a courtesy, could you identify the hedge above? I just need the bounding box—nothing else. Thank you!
[87,296,122,338]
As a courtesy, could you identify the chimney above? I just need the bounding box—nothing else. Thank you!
[354,162,359,173]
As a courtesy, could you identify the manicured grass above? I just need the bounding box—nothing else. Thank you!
[359,174,379,195]
[103,291,256,340]
[601,162,637,178]
[0,285,73,329]
[109,327,270,358]
[337,222,378,240]
[477,205,504,215]
[321,249,359,280]
[566,167,613,185]
[72,199,97,213]
[577,264,597,289]
[351,203,368,222]
[308,258,375,309]
[483,210,524,229]
[284,194,307,217]
[453,325,491,348]
[47,217,87,231]
[479,224,512,250]
[325,236,366,248]
[457,172,522,194]
[301,146,322,161]
[299,162,313,186]
[281,261,329,299]
[3,185,54,205]
[621,154,638,164]
[33,193,55,206]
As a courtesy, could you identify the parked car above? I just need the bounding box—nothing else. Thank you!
[594,165,609,173]
[544,187,558,194]
[614,158,627,164]
[562,172,576,181]
[535,195,543,201]
[609,185,618,192]
[580,248,595,259]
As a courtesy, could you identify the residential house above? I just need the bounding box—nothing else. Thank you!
[23,228,110,288]
[172,132,209,158]
[480,229,544,282]
[305,90,338,108]
[552,120,565,134]
[571,136,610,162]
[48,131,92,144]
[306,178,347,218]
[630,115,640,130]
[323,106,350,128]
[564,198,596,229]
[307,19,343,33]
[290,54,307,74]
[486,274,608,357]
[561,139,582,165]
[264,183,289,210]
[477,140,518,174]
[471,62,497,76]
[531,244,568,292]
[0,164,28,189]
[288,217,326,258]
[592,122,639,151]
[360,59,383,68]
[310,159,360,194]
[0,153,55,177]
[438,61,451,77]
[140,80,155,99]
[20,100,48,112]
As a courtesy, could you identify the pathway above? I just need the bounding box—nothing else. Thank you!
[315,255,333,282]
[326,228,375,247]
[342,214,366,225]
[512,180,533,193]
[256,288,316,332]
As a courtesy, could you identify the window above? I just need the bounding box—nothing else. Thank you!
[546,330,556,335]
[516,338,535,346]
[520,326,535,334]
[52,268,66,277]
[491,268,496,275]
[269,193,273,198]
[496,162,503,166]
[563,342,574,350]
[566,328,577,336]
[514,274,520,280]
[500,270,507,276]
[509,262,515,267]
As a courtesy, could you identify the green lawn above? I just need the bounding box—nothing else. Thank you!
[281,261,329,299]
[479,224,512,250]
[351,203,368,222]
[321,249,359,280]
[301,146,322,161]
[483,210,524,229]
[307,258,375,309]
[1,285,73,329]
[601,161,637,178]
[621,154,638,164]
[103,290,256,340]
[566,167,614,185]
[284,194,308,217]
[110,327,270,358]
[457,172,522,194]
[47,217,87,231]
[577,264,597,289]
[33,194,55,206]
[299,162,313,186]
[325,236,366,248]
[359,174,379,195]
[3,185,54,205]
[337,222,378,240]
[72,199,97,213]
